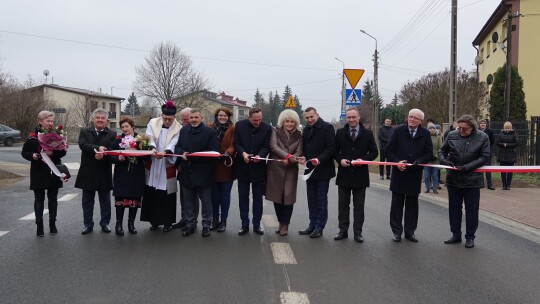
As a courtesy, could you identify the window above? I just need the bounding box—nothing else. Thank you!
[109,103,116,112]
[239,109,245,116]
[109,122,116,129]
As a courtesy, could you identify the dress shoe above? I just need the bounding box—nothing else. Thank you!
[162,225,173,232]
[465,239,475,248]
[101,225,112,233]
[333,231,348,240]
[149,224,160,231]
[298,226,315,235]
[354,233,364,243]
[424,189,430,193]
[386,175,391,180]
[217,220,226,232]
[276,223,283,234]
[82,226,93,235]
[210,219,220,231]
[392,234,401,242]
[202,227,211,237]
[280,224,289,236]
[171,220,186,229]
[49,222,58,234]
[405,234,418,242]
[182,227,195,237]
[309,228,323,238]
[432,189,438,194]
[488,185,495,190]
[444,236,462,244]
[238,226,249,235]
[254,226,264,235]
[36,223,44,237]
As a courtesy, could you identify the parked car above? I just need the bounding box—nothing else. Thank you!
[0,124,22,146]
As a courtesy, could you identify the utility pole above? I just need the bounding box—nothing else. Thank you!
[373,47,379,139]
[504,10,513,120]
[449,0,457,124]
[334,58,345,118]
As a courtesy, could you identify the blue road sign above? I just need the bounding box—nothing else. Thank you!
[345,89,362,105]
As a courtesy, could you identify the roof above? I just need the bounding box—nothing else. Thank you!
[472,1,510,46]
[178,90,251,109]
[31,84,125,100]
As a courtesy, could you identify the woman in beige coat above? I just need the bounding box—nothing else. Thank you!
[265,109,303,236]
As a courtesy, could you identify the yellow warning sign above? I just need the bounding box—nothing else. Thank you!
[343,69,365,89]
[285,95,296,108]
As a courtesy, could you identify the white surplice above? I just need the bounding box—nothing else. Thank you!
[145,118,180,191]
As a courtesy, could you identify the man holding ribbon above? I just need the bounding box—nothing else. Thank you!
[75,108,117,235]
[386,108,433,243]
[174,108,218,237]
[298,107,336,238]
[140,101,181,232]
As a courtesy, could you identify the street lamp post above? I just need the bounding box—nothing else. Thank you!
[334,57,345,118]
[360,30,379,137]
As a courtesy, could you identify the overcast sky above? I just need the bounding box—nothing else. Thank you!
[0,0,499,121]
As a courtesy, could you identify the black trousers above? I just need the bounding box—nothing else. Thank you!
[273,203,294,225]
[447,186,480,240]
[338,186,366,233]
[34,188,59,225]
[379,149,391,177]
[389,192,419,236]
[499,161,515,187]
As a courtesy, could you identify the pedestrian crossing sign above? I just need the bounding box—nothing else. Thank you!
[285,95,296,108]
[345,89,362,105]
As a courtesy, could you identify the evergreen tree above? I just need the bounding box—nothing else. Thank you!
[293,95,306,126]
[271,90,281,125]
[282,85,292,109]
[124,92,141,116]
[391,93,399,107]
[489,65,526,121]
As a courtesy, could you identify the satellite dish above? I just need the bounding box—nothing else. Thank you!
[492,32,499,43]
[474,55,483,65]
[43,70,50,76]
[486,74,494,85]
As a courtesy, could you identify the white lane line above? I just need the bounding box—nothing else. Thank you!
[262,215,279,228]
[280,292,310,304]
[20,210,48,220]
[0,231,9,237]
[64,163,80,170]
[270,242,297,264]
[58,193,79,201]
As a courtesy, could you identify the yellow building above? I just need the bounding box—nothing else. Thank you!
[472,0,540,119]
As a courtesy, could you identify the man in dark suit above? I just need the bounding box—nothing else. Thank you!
[334,108,378,242]
[75,108,117,234]
[298,107,336,238]
[478,119,495,190]
[234,107,272,235]
[386,108,433,242]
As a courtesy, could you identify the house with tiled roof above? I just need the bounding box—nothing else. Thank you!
[174,90,251,122]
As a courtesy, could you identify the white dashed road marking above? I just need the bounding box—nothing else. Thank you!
[58,193,79,201]
[262,215,279,228]
[280,292,310,304]
[0,231,9,237]
[270,242,297,264]
[20,210,48,220]
[64,163,80,170]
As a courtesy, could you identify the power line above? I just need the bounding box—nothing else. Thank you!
[227,77,340,92]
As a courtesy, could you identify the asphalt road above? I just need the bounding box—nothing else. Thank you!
[0,146,539,303]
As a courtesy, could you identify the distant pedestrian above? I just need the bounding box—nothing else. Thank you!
[479,119,495,190]
[439,115,490,248]
[424,123,442,194]
[21,110,67,237]
[265,109,303,236]
[496,121,519,190]
[386,108,433,243]
[378,117,393,180]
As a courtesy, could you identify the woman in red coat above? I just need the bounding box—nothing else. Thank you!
[21,111,67,237]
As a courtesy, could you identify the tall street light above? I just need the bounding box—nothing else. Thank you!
[360,29,379,137]
[334,57,345,118]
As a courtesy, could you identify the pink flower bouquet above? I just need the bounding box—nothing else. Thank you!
[38,125,67,151]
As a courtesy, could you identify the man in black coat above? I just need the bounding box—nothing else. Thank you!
[298,107,336,238]
[334,108,378,242]
[386,108,433,242]
[378,117,393,180]
[75,108,117,234]
[478,119,495,190]
[175,109,219,237]
[233,107,272,235]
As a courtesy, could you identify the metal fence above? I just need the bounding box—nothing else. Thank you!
[489,119,539,166]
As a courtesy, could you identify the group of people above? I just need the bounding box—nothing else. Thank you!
[22,103,519,249]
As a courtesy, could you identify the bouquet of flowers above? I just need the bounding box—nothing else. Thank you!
[134,134,152,150]
[38,125,67,151]
[117,135,137,149]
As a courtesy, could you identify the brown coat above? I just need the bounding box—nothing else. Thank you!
[207,122,235,182]
[265,127,303,205]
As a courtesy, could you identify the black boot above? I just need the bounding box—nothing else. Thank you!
[115,221,124,235]
[49,220,58,234]
[128,208,138,234]
[115,206,125,236]
[210,218,220,231]
[36,223,44,237]
[217,219,227,232]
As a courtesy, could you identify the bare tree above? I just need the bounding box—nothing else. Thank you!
[63,94,93,142]
[134,42,210,106]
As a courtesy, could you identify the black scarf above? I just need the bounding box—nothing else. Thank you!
[214,120,231,142]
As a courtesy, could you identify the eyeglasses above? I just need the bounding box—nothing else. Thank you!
[162,116,175,122]
[408,115,421,121]
[457,126,472,132]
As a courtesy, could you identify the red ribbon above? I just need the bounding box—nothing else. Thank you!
[351,160,540,173]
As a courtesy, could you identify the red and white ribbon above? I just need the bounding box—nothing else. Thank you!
[95,149,233,167]
[351,159,540,173]
[40,151,68,181]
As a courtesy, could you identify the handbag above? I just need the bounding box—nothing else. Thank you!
[55,163,71,180]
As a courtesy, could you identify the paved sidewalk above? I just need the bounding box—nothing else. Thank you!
[369,172,540,243]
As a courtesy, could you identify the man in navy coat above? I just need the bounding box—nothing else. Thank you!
[385,108,433,243]
[234,108,272,235]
